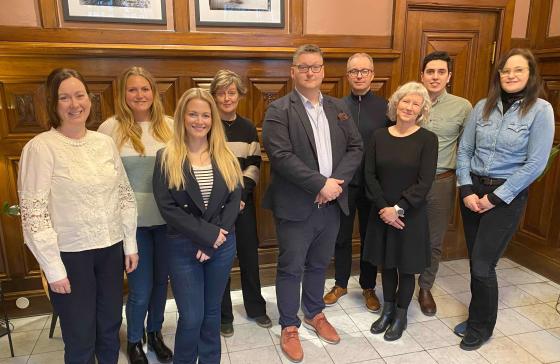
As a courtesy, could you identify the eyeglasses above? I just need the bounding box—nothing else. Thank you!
[293,64,323,73]
[498,67,529,77]
[347,69,373,78]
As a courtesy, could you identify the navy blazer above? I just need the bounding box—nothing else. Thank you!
[153,149,242,255]
[262,91,363,221]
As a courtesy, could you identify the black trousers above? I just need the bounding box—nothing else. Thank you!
[460,176,528,341]
[221,196,266,323]
[49,242,124,364]
[334,184,377,289]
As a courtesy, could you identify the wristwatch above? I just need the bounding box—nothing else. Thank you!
[394,204,405,218]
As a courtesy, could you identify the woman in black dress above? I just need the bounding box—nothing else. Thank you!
[364,81,437,341]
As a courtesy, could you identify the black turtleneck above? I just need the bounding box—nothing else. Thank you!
[343,90,390,186]
[501,89,525,114]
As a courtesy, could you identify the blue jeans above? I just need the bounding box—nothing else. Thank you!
[168,233,236,364]
[126,225,169,343]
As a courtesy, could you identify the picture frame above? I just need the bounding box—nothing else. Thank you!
[61,0,167,25]
[195,0,284,28]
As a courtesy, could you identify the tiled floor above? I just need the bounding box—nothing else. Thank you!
[1,258,560,363]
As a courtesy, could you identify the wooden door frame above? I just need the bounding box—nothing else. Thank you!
[391,0,516,89]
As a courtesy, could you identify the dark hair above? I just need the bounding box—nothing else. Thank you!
[46,68,91,128]
[482,48,543,120]
[422,51,452,72]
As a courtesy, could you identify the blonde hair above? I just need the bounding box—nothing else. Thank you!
[114,66,172,155]
[387,82,431,124]
[210,69,247,96]
[161,88,243,192]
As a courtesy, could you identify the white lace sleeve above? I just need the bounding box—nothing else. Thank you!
[17,138,67,283]
[112,141,138,255]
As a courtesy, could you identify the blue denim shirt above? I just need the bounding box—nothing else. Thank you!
[457,98,555,204]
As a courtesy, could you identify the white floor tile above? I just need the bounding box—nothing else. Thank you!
[364,330,423,357]
[517,282,560,303]
[515,303,560,329]
[510,330,560,363]
[229,345,282,364]
[276,339,332,364]
[435,275,471,294]
[323,332,380,364]
[477,336,540,364]
[224,323,274,352]
[383,350,437,363]
[406,320,461,350]
[428,345,489,364]
[495,308,542,335]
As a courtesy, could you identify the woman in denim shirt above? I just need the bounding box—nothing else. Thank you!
[455,48,554,351]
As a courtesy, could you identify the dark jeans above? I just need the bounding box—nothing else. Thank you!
[275,204,340,328]
[419,174,456,289]
[334,184,377,289]
[221,198,266,324]
[50,242,124,364]
[460,176,528,341]
[168,233,236,364]
[126,225,169,342]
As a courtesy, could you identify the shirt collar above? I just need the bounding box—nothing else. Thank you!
[295,88,323,107]
[432,90,448,106]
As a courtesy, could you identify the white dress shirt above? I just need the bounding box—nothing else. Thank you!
[18,128,138,283]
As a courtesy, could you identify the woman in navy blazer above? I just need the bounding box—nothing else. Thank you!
[153,88,243,364]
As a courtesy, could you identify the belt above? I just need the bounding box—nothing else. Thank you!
[314,200,337,209]
[435,170,455,180]
[472,174,506,186]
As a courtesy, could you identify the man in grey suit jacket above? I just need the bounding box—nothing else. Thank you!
[262,44,363,363]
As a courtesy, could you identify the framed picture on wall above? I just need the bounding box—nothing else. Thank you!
[61,0,167,24]
[195,0,284,28]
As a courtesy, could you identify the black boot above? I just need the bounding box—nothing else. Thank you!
[127,341,148,364]
[384,307,407,341]
[147,331,173,363]
[370,302,395,334]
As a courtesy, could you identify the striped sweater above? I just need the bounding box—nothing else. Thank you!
[98,115,173,227]
[222,115,262,202]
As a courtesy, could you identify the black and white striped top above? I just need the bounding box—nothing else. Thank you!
[192,165,213,208]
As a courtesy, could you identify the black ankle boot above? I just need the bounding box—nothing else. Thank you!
[127,341,148,364]
[370,301,395,334]
[147,331,173,363]
[384,307,407,341]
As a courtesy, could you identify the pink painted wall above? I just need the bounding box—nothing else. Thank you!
[0,0,40,27]
[304,0,393,36]
[550,0,560,36]
[512,0,530,38]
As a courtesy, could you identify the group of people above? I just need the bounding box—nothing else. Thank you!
[16,43,554,364]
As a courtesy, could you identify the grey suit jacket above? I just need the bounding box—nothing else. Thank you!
[262,90,363,221]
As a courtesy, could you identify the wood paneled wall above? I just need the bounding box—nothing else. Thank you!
[5,0,559,317]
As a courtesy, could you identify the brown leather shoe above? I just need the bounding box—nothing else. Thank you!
[303,312,340,344]
[280,326,303,363]
[363,288,381,313]
[323,286,347,306]
[418,288,437,316]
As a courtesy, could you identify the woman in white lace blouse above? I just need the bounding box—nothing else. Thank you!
[17,68,139,364]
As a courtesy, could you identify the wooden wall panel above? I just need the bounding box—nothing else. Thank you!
[0,49,398,313]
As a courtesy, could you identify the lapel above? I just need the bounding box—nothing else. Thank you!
[203,161,227,219]
[290,91,318,155]
[183,163,206,213]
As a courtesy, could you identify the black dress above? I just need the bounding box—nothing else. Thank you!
[363,127,438,274]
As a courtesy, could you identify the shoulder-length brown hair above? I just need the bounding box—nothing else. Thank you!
[483,48,544,120]
[46,68,91,128]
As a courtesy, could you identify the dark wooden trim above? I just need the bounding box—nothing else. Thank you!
[37,0,59,29]
[173,0,189,33]
[507,240,560,283]
[0,42,400,60]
